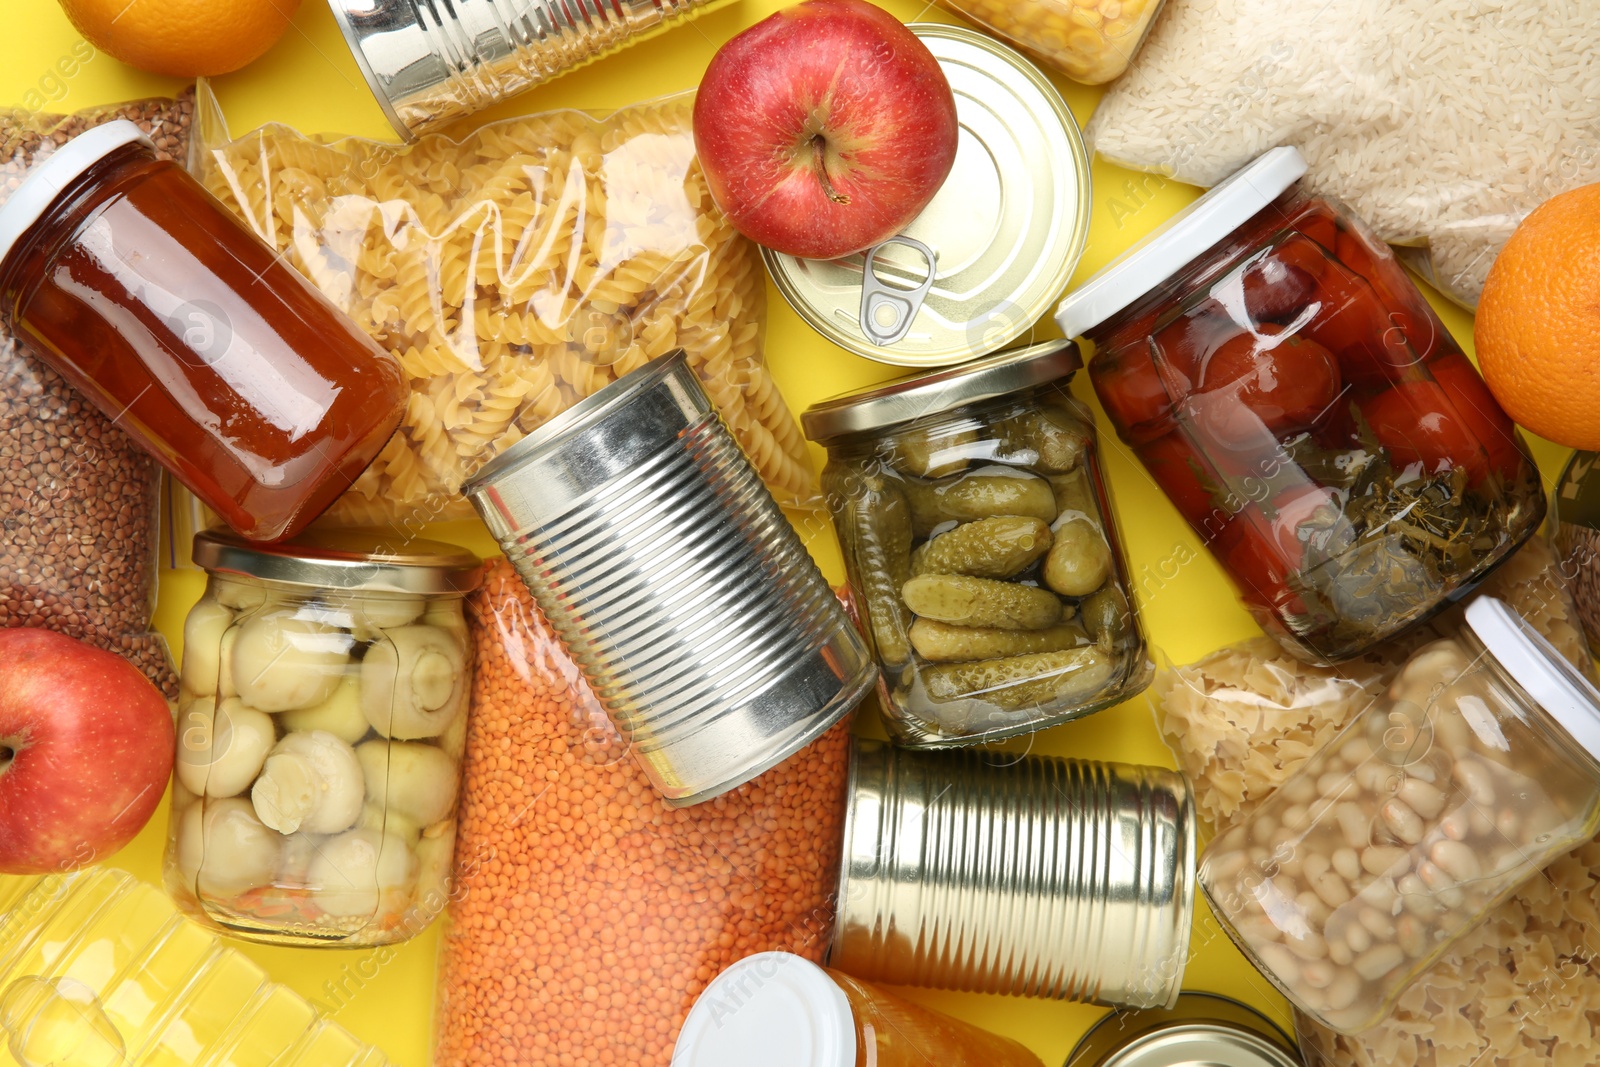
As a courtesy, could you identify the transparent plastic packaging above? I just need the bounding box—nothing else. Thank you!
[0,868,390,1067]
[194,87,816,527]
[1082,179,1543,665]
[1200,600,1600,1035]
[433,560,852,1067]
[937,0,1167,84]
[673,952,1045,1067]
[164,530,481,946]
[806,345,1151,748]
[0,93,195,698]
[1084,0,1600,308]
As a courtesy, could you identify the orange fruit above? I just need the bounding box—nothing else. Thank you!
[1475,182,1600,450]
[57,0,302,78]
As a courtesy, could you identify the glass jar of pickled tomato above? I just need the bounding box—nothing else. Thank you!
[0,121,407,543]
[673,952,1046,1067]
[1057,147,1544,665]
[802,341,1151,748]
[1199,598,1600,1035]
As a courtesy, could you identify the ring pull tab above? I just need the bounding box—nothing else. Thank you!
[859,236,937,347]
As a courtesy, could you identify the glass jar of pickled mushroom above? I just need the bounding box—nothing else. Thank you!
[1199,598,1600,1035]
[802,341,1151,748]
[1058,147,1544,666]
[164,528,482,946]
[936,0,1169,84]
[673,952,1046,1067]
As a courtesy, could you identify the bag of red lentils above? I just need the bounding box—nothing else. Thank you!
[435,560,852,1067]
[0,91,195,699]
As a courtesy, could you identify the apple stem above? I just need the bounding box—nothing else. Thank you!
[812,134,850,206]
[0,745,11,774]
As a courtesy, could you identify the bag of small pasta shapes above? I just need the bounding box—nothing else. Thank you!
[1156,534,1600,1067]
[190,84,817,527]
[434,560,852,1067]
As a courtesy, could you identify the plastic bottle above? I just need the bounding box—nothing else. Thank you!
[0,868,390,1067]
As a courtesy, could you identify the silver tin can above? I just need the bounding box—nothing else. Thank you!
[462,350,875,806]
[1067,993,1303,1067]
[832,740,1195,1008]
[328,0,727,139]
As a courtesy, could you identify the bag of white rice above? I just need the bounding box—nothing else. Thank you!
[1085,0,1600,309]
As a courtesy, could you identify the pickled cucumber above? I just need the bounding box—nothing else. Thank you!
[900,574,1062,630]
[903,468,1057,536]
[908,618,1086,663]
[1048,468,1100,521]
[922,645,1116,710]
[996,408,1091,473]
[889,424,978,479]
[848,476,916,667]
[1043,518,1113,597]
[1081,584,1132,647]
[911,516,1054,579]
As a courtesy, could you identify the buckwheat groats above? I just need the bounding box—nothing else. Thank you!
[0,91,194,699]
[435,561,852,1067]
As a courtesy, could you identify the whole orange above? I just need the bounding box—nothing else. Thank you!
[57,0,302,78]
[1475,182,1600,450]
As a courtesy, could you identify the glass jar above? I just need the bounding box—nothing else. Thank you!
[0,121,407,543]
[936,0,1168,84]
[1198,597,1600,1035]
[803,341,1151,747]
[673,952,1045,1067]
[164,528,482,946]
[1057,147,1544,665]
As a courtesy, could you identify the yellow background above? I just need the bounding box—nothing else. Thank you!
[0,1,1573,1063]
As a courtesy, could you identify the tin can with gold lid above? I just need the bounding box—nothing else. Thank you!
[1067,993,1303,1067]
[765,24,1092,367]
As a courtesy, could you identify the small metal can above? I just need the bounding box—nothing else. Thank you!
[764,24,1092,367]
[327,0,731,139]
[463,350,876,806]
[1067,993,1303,1067]
[831,740,1195,1008]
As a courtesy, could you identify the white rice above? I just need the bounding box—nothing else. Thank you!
[1085,0,1600,308]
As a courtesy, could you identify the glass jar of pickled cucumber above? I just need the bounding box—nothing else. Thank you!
[164,529,482,947]
[803,340,1152,747]
[1199,598,1600,1035]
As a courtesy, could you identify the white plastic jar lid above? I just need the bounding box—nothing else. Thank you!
[1465,596,1600,767]
[671,952,854,1067]
[1054,146,1308,340]
[0,119,152,266]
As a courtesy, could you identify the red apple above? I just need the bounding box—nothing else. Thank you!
[0,629,174,873]
[693,0,960,260]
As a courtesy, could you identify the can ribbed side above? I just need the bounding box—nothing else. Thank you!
[834,743,1194,1008]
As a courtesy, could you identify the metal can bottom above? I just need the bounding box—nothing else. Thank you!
[659,632,878,807]
[1066,992,1303,1067]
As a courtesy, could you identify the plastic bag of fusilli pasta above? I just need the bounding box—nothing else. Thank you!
[192,83,817,526]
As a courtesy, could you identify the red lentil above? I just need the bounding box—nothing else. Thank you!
[436,561,852,1067]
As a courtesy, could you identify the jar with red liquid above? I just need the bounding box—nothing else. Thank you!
[0,120,406,543]
[1057,148,1544,664]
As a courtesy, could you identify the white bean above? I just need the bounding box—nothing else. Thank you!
[1354,944,1406,981]
[1324,970,1362,1010]
[1398,778,1446,819]
[1284,776,1318,805]
[1454,757,1497,806]
[1430,839,1482,881]
[1286,928,1329,961]
[1257,942,1302,985]
[1359,906,1395,940]
[1396,914,1428,958]
[1304,852,1331,881]
[1250,816,1278,846]
[1356,876,1399,913]
[1329,940,1354,967]
[1301,959,1337,989]
[1296,890,1331,927]
[1440,806,1472,841]
[1339,736,1375,767]
[1470,808,1495,837]
[1333,847,1362,882]
[1312,870,1352,909]
[1343,921,1372,955]
[1318,770,1352,796]
[1335,802,1372,849]
[1361,845,1410,878]
[1496,808,1522,840]
[1418,861,1466,908]
[1380,799,1425,844]
[1283,805,1311,832]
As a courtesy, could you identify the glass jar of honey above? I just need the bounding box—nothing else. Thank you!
[0,120,406,543]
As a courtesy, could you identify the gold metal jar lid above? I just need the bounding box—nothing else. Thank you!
[192,528,483,595]
[801,339,1081,443]
[1066,993,1303,1067]
[764,23,1092,368]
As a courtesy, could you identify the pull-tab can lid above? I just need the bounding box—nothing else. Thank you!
[763,24,1092,368]
[672,953,854,1067]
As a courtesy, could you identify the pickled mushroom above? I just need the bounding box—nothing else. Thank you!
[175,697,275,799]
[308,828,416,918]
[279,672,369,744]
[356,739,459,827]
[362,623,469,739]
[177,798,282,899]
[251,730,364,835]
[231,614,353,712]
[180,598,235,698]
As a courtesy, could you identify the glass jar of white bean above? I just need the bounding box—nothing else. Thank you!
[1199,596,1600,1034]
